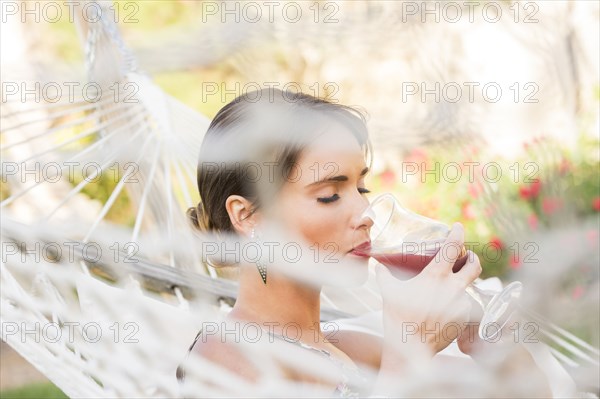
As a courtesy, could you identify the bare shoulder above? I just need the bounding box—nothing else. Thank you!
[190,331,260,382]
[328,329,383,371]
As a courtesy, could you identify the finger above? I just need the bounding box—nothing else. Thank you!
[445,297,473,327]
[457,321,482,355]
[424,222,464,274]
[435,281,469,319]
[455,251,482,287]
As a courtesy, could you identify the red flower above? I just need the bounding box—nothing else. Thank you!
[519,186,530,199]
[572,285,584,300]
[528,214,539,230]
[489,236,504,250]
[542,197,563,215]
[593,197,600,212]
[530,180,542,196]
[519,180,542,200]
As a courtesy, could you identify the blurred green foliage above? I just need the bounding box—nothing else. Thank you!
[367,134,600,283]
[68,164,135,227]
[41,0,598,288]
[0,382,67,399]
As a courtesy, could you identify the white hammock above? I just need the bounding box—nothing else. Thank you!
[1,1,598,397]
[0,3,377,396]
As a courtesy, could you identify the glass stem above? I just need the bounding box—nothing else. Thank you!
[465,283,494,311]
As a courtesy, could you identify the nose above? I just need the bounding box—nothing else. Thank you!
[353,200,374,231]
[360,211,374,231]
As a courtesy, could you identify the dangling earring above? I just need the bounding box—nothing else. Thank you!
[251,228,267,285]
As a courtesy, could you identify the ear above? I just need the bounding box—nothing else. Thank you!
[225,195,259,237]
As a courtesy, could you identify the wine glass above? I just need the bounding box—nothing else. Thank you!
[353,193,523,340]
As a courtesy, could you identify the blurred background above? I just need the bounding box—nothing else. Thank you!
[1,0,599,397]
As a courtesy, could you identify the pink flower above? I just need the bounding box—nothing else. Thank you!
[528,214,539,230]
[461,202,476,220]
[380,169,396,189]
[542,197,563,215]
[572,285,584,300]
[509,254,521,269]
[587,230,599,247]
[468,181,484,199]
[468,144,480,157]
[404,147,428,164]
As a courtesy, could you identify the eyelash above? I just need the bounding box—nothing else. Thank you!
[317,188,371,203]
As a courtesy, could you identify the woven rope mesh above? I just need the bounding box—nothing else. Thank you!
[1,0,599,397]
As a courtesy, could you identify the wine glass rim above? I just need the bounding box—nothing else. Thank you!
[364,193,452,252]
[367,192,450,229]
[367,239,447,255]
[364,193,396,242]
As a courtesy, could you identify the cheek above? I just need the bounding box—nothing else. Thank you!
[285,201,348,252]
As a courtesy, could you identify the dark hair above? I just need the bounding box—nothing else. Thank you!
[187,88,372,235]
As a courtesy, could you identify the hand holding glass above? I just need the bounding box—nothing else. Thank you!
[353,193,523,340]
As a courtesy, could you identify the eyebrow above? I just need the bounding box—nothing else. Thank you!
[305,167,369,188]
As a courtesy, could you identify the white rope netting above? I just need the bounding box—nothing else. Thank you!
[1,1,598,397]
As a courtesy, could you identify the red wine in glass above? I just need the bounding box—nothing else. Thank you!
[373,247,468,278]
[369,239,468,278]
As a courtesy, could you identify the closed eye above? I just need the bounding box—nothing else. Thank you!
[317,188,370,204]
[317,194,340,203]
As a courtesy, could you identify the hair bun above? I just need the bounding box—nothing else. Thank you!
[186,203,205,231]
[186,204,234,268]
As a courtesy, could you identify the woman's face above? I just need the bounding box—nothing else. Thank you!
[269,121,373,284]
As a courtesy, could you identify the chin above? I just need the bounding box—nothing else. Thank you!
[328,254,370,287]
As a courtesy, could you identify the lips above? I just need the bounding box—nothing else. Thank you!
[349,241,372,257]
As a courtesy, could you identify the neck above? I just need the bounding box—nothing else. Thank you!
[229,265,323,337]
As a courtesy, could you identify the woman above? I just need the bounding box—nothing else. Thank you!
[177,88,550,397]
